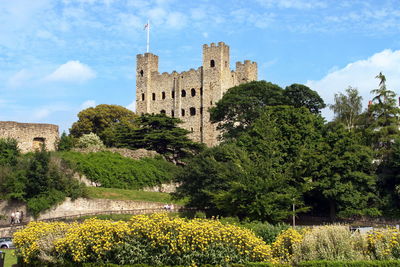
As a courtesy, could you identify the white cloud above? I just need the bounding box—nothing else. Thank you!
[257,0,326,9]
[166,12,187,29]
[45,61,96,83]
[126,100,136,112]
[32,104,71,120]
[81,100,96,109]
[306,49,400,121]
[7,69,32,88]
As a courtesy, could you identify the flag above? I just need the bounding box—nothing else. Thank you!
[144,23,149,30]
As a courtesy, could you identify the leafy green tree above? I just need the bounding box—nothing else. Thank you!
[210,81,286,140]
[0,138,19,166]
[70,104,138,147]
[330,86,363,130]
[283,83,326,114]
[307,123,380,219]
[57,132,75,151]
[368,72,400,158]
[116,114,203,163]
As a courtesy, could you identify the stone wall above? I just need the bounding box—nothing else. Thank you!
[0,198,168,222]
[0,121,59,152]
[136,42,258,147]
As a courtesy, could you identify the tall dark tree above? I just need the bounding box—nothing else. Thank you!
[329,86,363,130]
[283,83,326,114]
[116,114,203,162]
[210,81,286,140]
[306,123,380,219]
[70,104,138,147]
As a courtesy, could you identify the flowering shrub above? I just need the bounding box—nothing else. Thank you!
[367,227,400,260]
[14,213,276,265]
[271,228,304,263]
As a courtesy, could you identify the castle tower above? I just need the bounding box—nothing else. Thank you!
[136,53,159,114]
[135,42,257,147]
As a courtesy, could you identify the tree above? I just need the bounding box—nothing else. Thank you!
[0,138,19,166]
[307,123,380,219]
[368,72,400,158]
[116,114,204,163]
[210,81,286,140]
[75,133,105,149]
[329,87,363,130]
[283,84,326,114]
[70,104,138,147]
[57,132,75,151]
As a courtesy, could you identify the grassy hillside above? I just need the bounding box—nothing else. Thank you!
[87,187,186,205]
[58,151,179,190]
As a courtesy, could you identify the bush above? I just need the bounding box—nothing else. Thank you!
[14,213,276,265]
[241,221,289,244]
[75,133,105,149]
[59,151,179,189]
[298,260,400,266]
[0,137,19,166]
[293,225,367,264]
[271,228,304,263]
[366,227,400,260]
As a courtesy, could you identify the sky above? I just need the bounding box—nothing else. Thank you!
[1,0,400,133]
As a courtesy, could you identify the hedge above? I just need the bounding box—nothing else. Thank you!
[297,260,400,267]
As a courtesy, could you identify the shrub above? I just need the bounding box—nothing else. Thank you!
[366,227,400,260]
[59,151,179,189]
[14,213,277,265]
[75,133,105,149]
[298,260,400,266]
[0,137,19,166]
[292,225,367,264]
[271,227,304,263]
[241,221,289,244]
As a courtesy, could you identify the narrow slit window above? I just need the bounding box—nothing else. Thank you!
[191,88,196,97]
[210,60,215,67]
[162,92,166,99]
[181,109,185,117]
[190,107,196,116]
[141,93,145,101]
[181,90,186,97]
[152,93,156,101]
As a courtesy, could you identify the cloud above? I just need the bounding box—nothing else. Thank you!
[256,0,326,9]
[126,100,136,112]
[7,69,33,88]
[81,100,96,109]
[306,49,400,121]
[32,103,71,120]
[45,61,96,83]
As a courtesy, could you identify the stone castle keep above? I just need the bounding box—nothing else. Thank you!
[136,42,257,146]
[0,121,59,152]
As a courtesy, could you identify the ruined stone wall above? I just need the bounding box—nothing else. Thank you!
[0,121,59,152]
[136,42,257,146]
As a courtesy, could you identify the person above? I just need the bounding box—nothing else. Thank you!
[10,211,15,225]
[170,204,174,210]
[164,204,170,210]
[15,211,21,224]
[20,210,24,223]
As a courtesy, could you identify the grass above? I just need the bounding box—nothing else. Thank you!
[2,249,17,267]
[87,187,187,205]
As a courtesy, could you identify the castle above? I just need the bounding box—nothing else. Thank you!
[0,121,59,152]
[136,42,258,146]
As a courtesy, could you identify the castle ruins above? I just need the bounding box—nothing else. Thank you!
[136,42,257,146]
[0,121,59,152]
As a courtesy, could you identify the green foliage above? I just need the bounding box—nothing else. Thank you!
[70,104,138,147]
[59,151,179,189]
[330,86,363,130]
[209,81,286,140]
[0,137,19,166]
[283,83,326,114]
[297,260,400,267]
[0,149,87,216]
[240,222,289,244]
[307,123,380,219]
[58,132,75,151]
[75,133,105,149]
[116,113,204,162]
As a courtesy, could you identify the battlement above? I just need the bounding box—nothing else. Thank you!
[137,53,159,60]
[236,60,257,66]
[203,41,228,49]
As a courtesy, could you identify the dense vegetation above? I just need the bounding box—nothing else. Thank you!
[0,139,87,216]
[59,151,179,190]
[175,73,400,221]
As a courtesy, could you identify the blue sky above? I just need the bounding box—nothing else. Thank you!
[1,0,400,133]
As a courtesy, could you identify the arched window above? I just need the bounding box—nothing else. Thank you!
[171,110,174,117]
[172,90,175,98]
[191,88,196,97]
[181,109,185,117]
[210,60,215,67]
[33,137,45,151]
[141,93,145,101]
[140,70,144,77]
[190,107,196,116]
[162,92,166,99]
[181,90,186,97]
[160,110,166,114]
[152,93,156,101]
[191,127,193,132]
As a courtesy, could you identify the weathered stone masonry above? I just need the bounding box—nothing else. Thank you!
[136,42,257,147]
[0,121,59,152]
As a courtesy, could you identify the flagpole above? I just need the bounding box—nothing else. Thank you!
[146,20,150,53]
